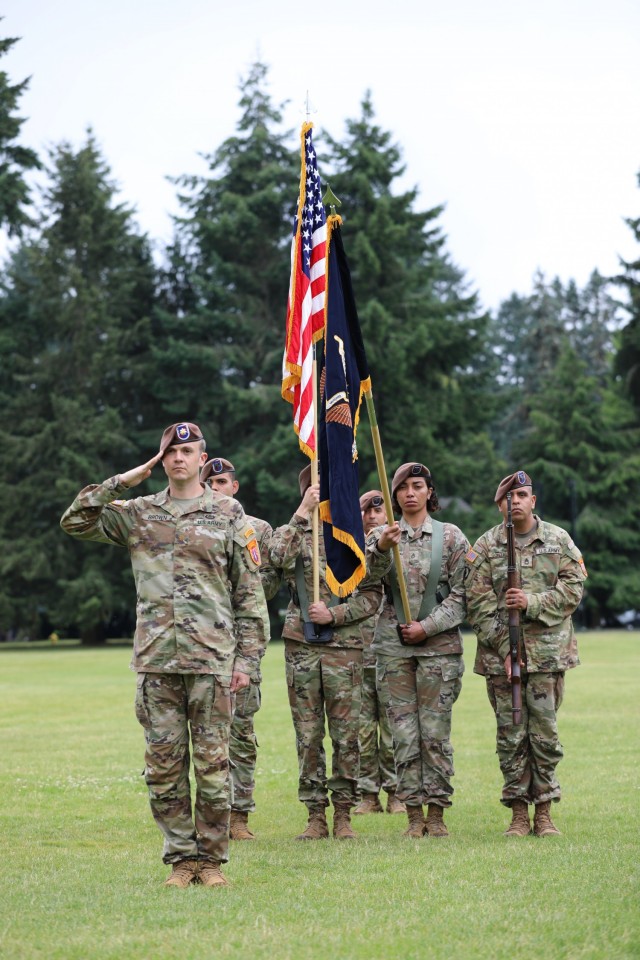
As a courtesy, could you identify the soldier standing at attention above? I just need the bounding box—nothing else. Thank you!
[465,471,586,838]
[200,456,281,841]
[353,490,405,817]
[60,423,268,888]
[270,466,383,841]
[366,463,468,839]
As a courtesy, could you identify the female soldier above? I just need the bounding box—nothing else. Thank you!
[366,463,469,838]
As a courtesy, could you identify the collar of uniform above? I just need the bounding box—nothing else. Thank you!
[399,514,433,538]
[497,514,543,545]
[150,484,208,519]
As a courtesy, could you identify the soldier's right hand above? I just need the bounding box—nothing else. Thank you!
[378,522,401,551]
[119,452,163,489]
[295,482,320,520]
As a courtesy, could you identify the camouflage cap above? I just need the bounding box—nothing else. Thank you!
[494,470,533,503]
[359,489,384,512]
[201,457,235,484]
[391,462,432,500]
[299,464,313,496]
[159,422,204,456]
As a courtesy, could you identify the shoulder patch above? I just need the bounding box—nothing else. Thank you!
[579,556,588,578]
[244,527,255,539]
[466,548,479,563]
[246,538,261,567]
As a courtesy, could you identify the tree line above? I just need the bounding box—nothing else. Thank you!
[1,42,639,641]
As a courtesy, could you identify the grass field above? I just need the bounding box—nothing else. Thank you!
[0,631,638,960]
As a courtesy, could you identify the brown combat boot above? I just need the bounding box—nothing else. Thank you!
[403,805,425,838]
[386,792,407,815]
[533,801,561,837]
[164,859,198,888]
[425,803,449,838]
[504,799,531,837]
[229,810,256,840]
[198,861,229,887]
[332,803,357,839]
[353,793,384,815]
[295,806,329,840]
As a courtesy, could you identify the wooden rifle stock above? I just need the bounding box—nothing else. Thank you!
[506,493,522,725]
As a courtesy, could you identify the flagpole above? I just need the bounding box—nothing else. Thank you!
[364,387,412,623]
[311,341,320,603]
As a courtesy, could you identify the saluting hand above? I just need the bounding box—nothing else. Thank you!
[378,521,401,551]
[119,452,163,489]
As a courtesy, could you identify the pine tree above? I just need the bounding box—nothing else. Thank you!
[153,62,300,524]
[321,94,502,538]
[0,133,157,641]
[614,169,640,409]
[0,28,40,235]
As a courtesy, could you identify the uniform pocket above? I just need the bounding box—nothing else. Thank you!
[440,658,464,682]
[134,673,150,728]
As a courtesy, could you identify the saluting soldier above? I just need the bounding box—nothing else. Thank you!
[353,490,405,817]
[366,463,468,839]
[269,466,383,841]
[60,423,268,888]
[465,471,586,837]
[200,455,281,842]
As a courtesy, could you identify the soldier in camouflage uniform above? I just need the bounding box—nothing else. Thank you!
[353,490,405,817]
[465,470,586,838]
[270,466,383,841]
[200,456,281,841]
[60,422,268,888]
[366,463,468,839]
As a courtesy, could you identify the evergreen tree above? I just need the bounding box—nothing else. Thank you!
[322,94,502,539]
[511,347,640,624]
[614,169,640,410]
[0,27,40,234]
[0,133,157,642]
[153,61,300,525]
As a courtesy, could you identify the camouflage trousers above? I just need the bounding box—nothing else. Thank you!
[485,670,565,806]
[358,665,397,796]
[230,679,261,813]
[134,672,232,864]
[284,641,362,808]
[376,654,463,808]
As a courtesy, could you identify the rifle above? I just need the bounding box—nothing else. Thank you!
[506,492,523,724]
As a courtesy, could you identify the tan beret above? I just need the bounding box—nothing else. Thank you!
[159,422,204,456]
[391,462,432,500]
[200,457,235,484]
[298,464,313,496]
[494,470,533,503]
[359,489,384,513]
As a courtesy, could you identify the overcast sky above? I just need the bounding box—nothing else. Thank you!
[3,0,640,310]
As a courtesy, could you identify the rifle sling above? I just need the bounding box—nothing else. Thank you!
[390,519,448,623]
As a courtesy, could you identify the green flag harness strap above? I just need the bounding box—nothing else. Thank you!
[295,556,340,623]
[389,519,449,623]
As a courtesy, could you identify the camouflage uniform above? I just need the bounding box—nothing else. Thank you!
[229,515,281,814]
[366,516,468,808]
[465,516,585,806]
[60,477,268,864]
[270,515,383,809]
[357,613,398,800]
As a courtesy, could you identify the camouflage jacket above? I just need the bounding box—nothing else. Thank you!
[60,477,269,678]
[361,608,382,668]
[366,515,469,658]
[247,514,282,603]
[465,516,585,676]
[269,514,383,648]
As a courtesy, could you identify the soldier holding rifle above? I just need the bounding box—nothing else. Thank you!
[465,471,587,837]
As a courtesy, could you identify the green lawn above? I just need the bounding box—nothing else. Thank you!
[0,632,638,960]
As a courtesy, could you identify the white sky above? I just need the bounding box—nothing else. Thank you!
[2,0,639,311]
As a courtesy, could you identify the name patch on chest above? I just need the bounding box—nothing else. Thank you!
[534,546,562,555]
[143,514,171,522]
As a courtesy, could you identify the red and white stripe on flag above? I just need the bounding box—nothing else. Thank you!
[282,122,327,459]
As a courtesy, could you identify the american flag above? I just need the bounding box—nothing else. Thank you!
[282,122,327,458]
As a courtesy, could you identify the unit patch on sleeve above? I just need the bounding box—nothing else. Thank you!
[246,538,261,566]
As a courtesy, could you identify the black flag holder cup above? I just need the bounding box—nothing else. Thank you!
[506,492,523,725]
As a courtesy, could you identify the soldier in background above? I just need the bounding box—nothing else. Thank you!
[60,423,268,888]
[270,466,383,841]
[366,463,468,839]
[353,490,405,816]
[465,471,586,838]
[200,456,281,841]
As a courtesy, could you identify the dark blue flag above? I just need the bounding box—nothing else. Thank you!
[318,217,371,596]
